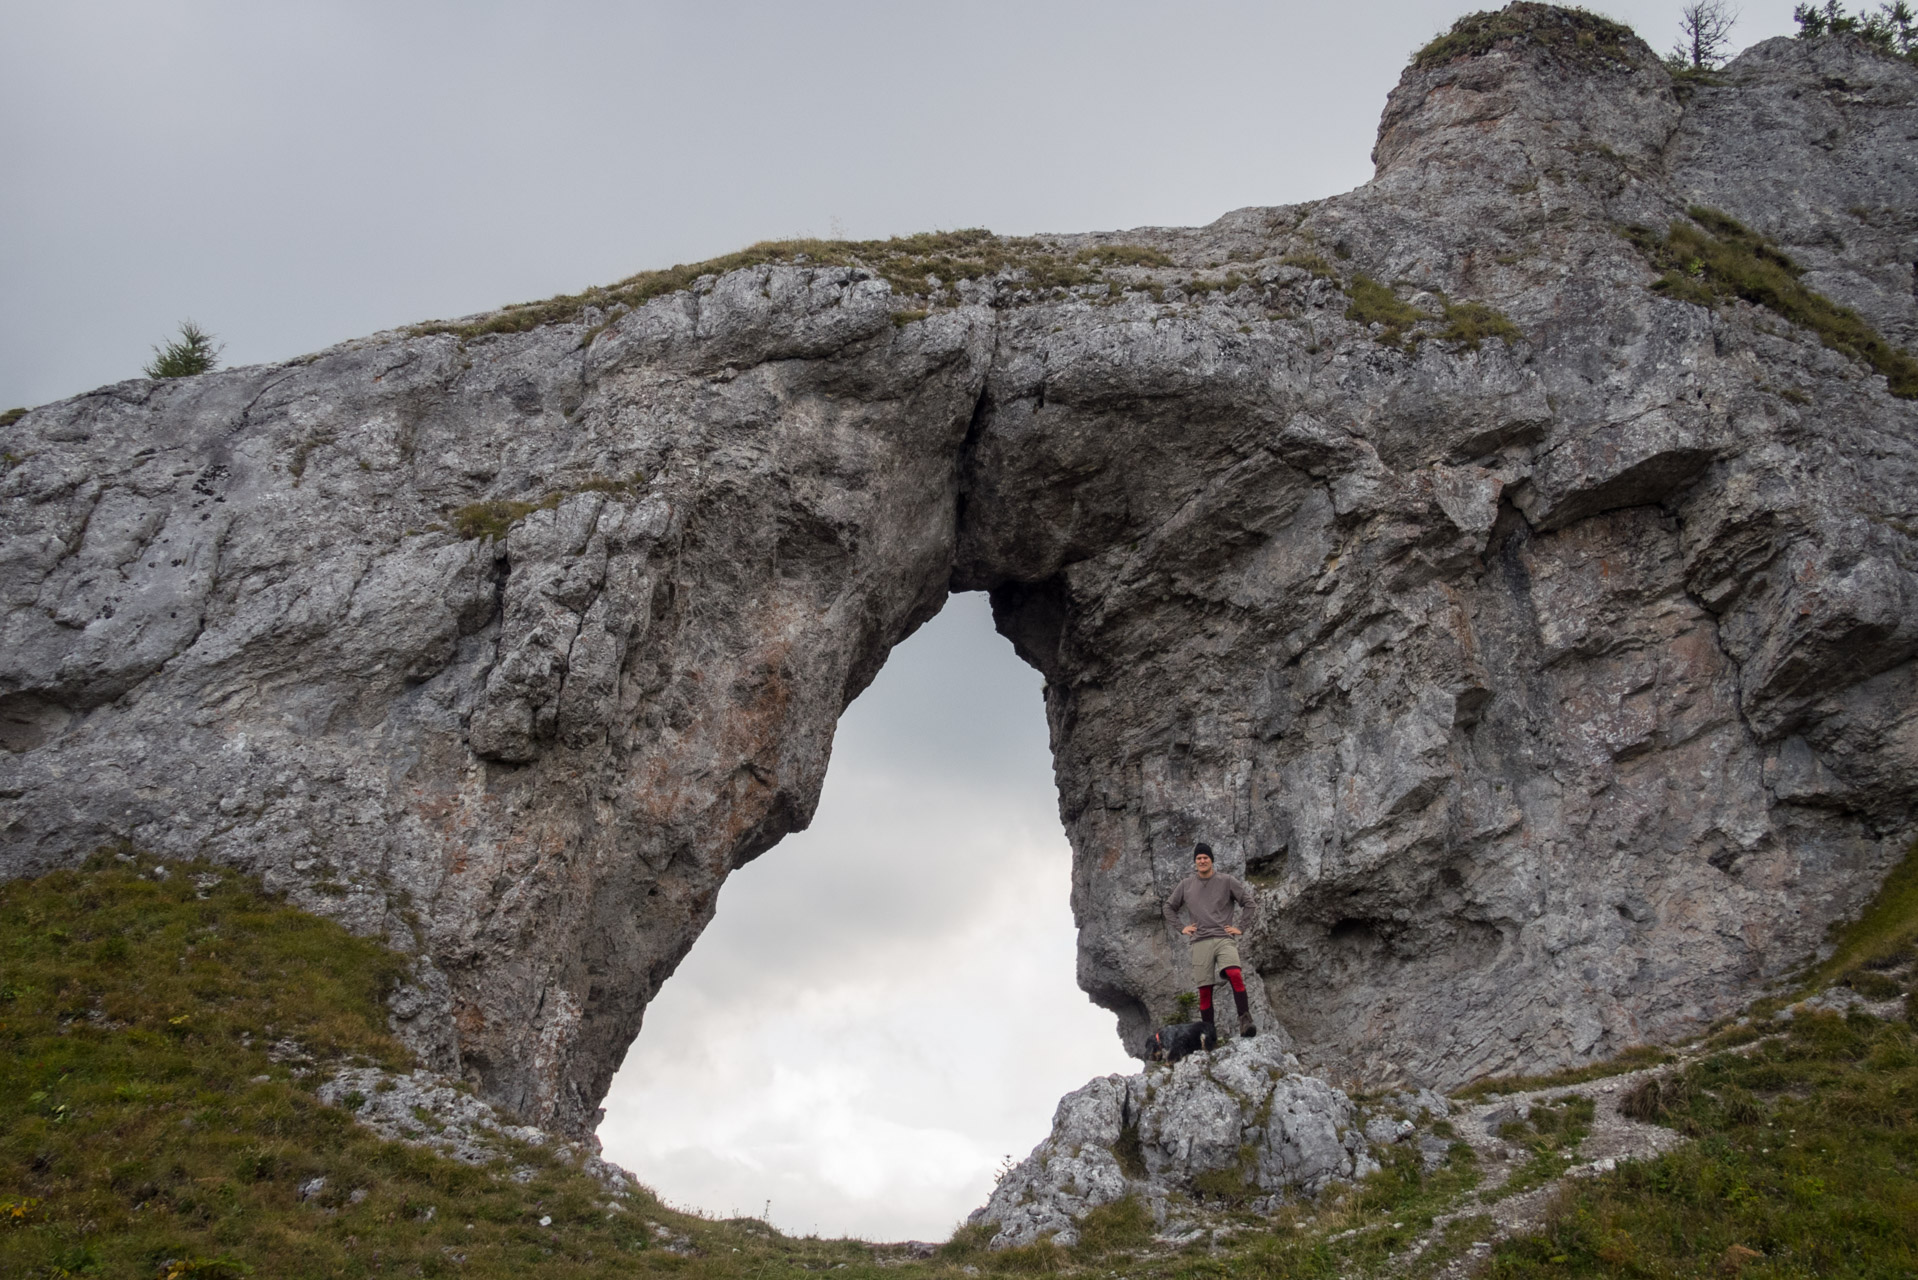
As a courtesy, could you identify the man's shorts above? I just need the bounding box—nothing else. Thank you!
[1189,936,1242,988]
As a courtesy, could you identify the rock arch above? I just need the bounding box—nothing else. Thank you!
[4,19,1915,1133]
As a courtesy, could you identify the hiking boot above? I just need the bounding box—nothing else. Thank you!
[1238,1012,1257,1038]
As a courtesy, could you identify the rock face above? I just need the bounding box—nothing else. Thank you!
[3,15,1917,1131]
[0,275,995,1131]
[970,1036,1376,1248]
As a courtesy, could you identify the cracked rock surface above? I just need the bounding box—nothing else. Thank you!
[3,19,1916,1132]
[970,1035,1375,1249]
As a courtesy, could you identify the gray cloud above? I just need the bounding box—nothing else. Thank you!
[3,1,1800,411]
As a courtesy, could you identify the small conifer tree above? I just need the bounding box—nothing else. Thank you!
[1793,0,1918,59]
[144,320,222,379]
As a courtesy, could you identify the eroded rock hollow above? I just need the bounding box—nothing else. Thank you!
[4,15,1915,1133]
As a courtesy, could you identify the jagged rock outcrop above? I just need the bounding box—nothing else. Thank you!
[969,1036,1376,1248]
[3,12,1916,1131]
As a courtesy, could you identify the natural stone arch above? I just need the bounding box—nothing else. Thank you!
[3,20,1914,1136]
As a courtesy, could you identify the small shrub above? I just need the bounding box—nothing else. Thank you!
[1620,1072,1694,1123]
[144,321,222,379]
[0,408,25,428]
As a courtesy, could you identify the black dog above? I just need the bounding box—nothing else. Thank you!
[1144,1021,1217,1063]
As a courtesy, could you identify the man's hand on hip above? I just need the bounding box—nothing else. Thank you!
[1181,924,1196,935]
[1224,926,1241,936]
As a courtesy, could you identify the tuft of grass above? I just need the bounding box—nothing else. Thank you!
[1344,275,1430,349]
[1340,276,1523,353]
[1190,1145,1260,1204]
[1413,4,1640,71]
[1623,207,1918,398]
[938,1220,995,1262]
[448,473,646,542]
[1189,273,1248,297]
[411,229,1111,341]
[891,309,929,328]
[1112,1121,1148,1179]
[1455,1044,1673,1100]
[1071,244,1174,269]
[1435,299,1522,351]
[0,407,25,428]
[451,498,549,541]
[1280,252,1337,279]
[1071,1196,1154,1255]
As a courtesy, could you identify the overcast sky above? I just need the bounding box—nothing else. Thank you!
[2,0,1808,1241]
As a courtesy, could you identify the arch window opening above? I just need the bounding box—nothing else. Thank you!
[598,591,1132,1241]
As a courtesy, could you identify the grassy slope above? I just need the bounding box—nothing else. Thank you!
[4,845,1915,1278]
[1483,843,1918,1279]
[0,854,902,1279]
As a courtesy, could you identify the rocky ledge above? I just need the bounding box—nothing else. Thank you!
[971,1036,1378,1248]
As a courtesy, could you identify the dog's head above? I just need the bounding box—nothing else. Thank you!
[1144,1029,1168,1062]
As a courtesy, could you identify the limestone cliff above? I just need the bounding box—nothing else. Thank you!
[3,12,1915,1133]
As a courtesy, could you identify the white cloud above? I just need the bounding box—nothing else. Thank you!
[599,594,1134,1241]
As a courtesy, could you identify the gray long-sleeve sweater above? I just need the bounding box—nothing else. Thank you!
[1163,872,1256,940]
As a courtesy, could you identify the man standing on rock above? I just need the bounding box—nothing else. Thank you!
[1164,843,1257,1040]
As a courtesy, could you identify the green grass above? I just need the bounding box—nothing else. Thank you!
[1342,276,1523,353]
[450,498,551,541]
[1071,1197,1154,1254]
[1279,252,1337,279]
[1436,300,1523,351]
[9,839,1915,1277]
[1345,275,1429,349]
[1487,1096,1595,1202]
[409,230,1156,341]
[1814,840,1918,990]
[0,407,26,428]
[1455,1045,1675,1101]
[447,473,646,541]
[1071,245,1174,269]
[1487,1007,1918,1277]
[1413,4,1640,71]
[0,852,954,1279]
[1624,207,1918,398]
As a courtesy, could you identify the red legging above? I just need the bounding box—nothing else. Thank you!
[1197,969,1247,1012]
